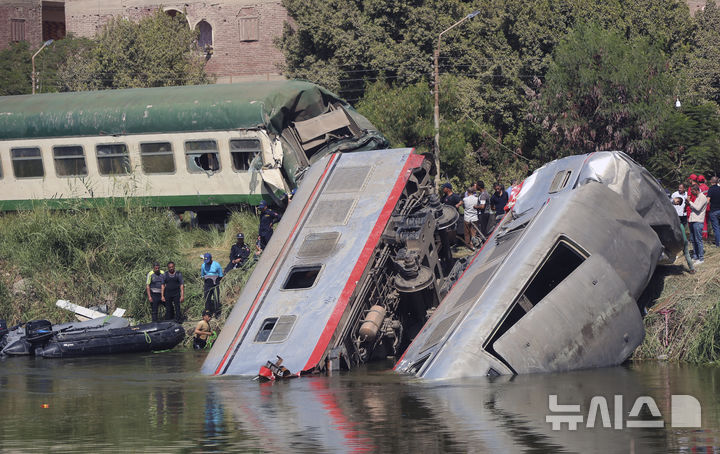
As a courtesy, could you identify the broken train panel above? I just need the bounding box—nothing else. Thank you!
[201,148,460,376]
[394,151,683,379]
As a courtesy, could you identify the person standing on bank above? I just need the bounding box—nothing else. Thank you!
[201,253,223,316]
[257,201,281,253]
[161,261,185,323]
[462,185,480,250]
[688,184,708,264]
[146,262,165,322]
[671,183,688,227]
[193,310,213,349]
[707,176,720,247]
[225,233,251,274]
[490,183,509,221]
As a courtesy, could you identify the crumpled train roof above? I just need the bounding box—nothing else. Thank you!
[0,80,376,140]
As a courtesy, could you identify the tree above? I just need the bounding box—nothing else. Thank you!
[57,10,210,91]
[649,103,720,183]
[279,0,694,178]
[0,37,94,95]
[683,0,720,105]
[536,23,674,161]
[0,42,31,95]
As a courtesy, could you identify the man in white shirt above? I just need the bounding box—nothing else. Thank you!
[462,186,479,250]
[671,183,688,226]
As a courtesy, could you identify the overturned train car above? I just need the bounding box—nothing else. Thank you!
[204,150,683,378]
[395,151,683,379]
[202,148,461,376]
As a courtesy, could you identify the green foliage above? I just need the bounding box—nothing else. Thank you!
[0,37,94,95]
[0,42,31,95]
[649,103,720,183]
[683,0,720,105]
[356,81,434,150]
[281,0,696,178]
[0,204,178,323]
[537,23,673,160]
[57,10,211,91]
[357,78,530,187]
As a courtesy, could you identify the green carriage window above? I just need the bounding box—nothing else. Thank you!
[140,142,175,174]
[230,139,261,171]
[185,140,219,173]
[96,144,130,175]
[53,146,87,177]
[11,147,44,178]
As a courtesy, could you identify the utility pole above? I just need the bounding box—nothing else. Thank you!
[433,11,479,186]
[31,39,54,95]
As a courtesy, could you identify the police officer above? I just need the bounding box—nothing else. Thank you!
[257,201,281,252]
[224,233,251,273]
[161,261,185,323]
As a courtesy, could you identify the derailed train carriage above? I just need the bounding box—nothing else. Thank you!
[202,150,683,378]
[0,81,386,218]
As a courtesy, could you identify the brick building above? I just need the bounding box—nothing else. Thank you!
[0,0,289,82]
[0,1,65,49]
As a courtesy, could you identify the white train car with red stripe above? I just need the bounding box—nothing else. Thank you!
[202,148,461,376]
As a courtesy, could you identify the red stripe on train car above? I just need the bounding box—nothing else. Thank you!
[302,152,426,372]
[213,153,340,376]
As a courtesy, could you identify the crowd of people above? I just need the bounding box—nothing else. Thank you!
[671,174,720,273]
[147,197,285,349]
[440,180,517,250]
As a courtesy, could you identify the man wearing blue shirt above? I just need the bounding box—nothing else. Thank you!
[201,252,223,316]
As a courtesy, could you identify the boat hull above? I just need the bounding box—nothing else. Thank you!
[38,321,185,358]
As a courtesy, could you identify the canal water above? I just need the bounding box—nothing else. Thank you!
[1,352,719,453]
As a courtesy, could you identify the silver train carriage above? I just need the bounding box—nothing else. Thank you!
[394,151,684,379]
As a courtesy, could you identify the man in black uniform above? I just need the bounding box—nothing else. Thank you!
[490,182,509,220]
[440,183,462,207]
[224,233,251,273]
[257,200,281,252]
[161,261,185,323]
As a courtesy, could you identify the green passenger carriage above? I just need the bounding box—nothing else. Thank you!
[0,81,387,218]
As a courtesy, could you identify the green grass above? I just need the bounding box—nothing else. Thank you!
[0,202,259,327]
[634,245,720,363]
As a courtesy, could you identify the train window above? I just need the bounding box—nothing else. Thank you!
[53,146,87,177]
[185,140,220,173]
[140,142,175,174]
[282,265,322,290]
[96,144,130,175]
[230,139,261,171]
[11,147,44,178]
[549,170,572,193]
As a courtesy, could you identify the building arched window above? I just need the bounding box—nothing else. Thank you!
[196,20,213,49]
[165,9,181,18]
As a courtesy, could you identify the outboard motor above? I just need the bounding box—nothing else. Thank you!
[0,319,8,348]
[25,320,53,345]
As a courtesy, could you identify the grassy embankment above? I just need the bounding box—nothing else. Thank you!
[0,202,259,343]
[634,245,720,363]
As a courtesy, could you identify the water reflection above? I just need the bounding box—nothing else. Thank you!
[0,354,719,453]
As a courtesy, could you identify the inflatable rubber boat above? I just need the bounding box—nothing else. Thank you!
[0,317,184,358]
